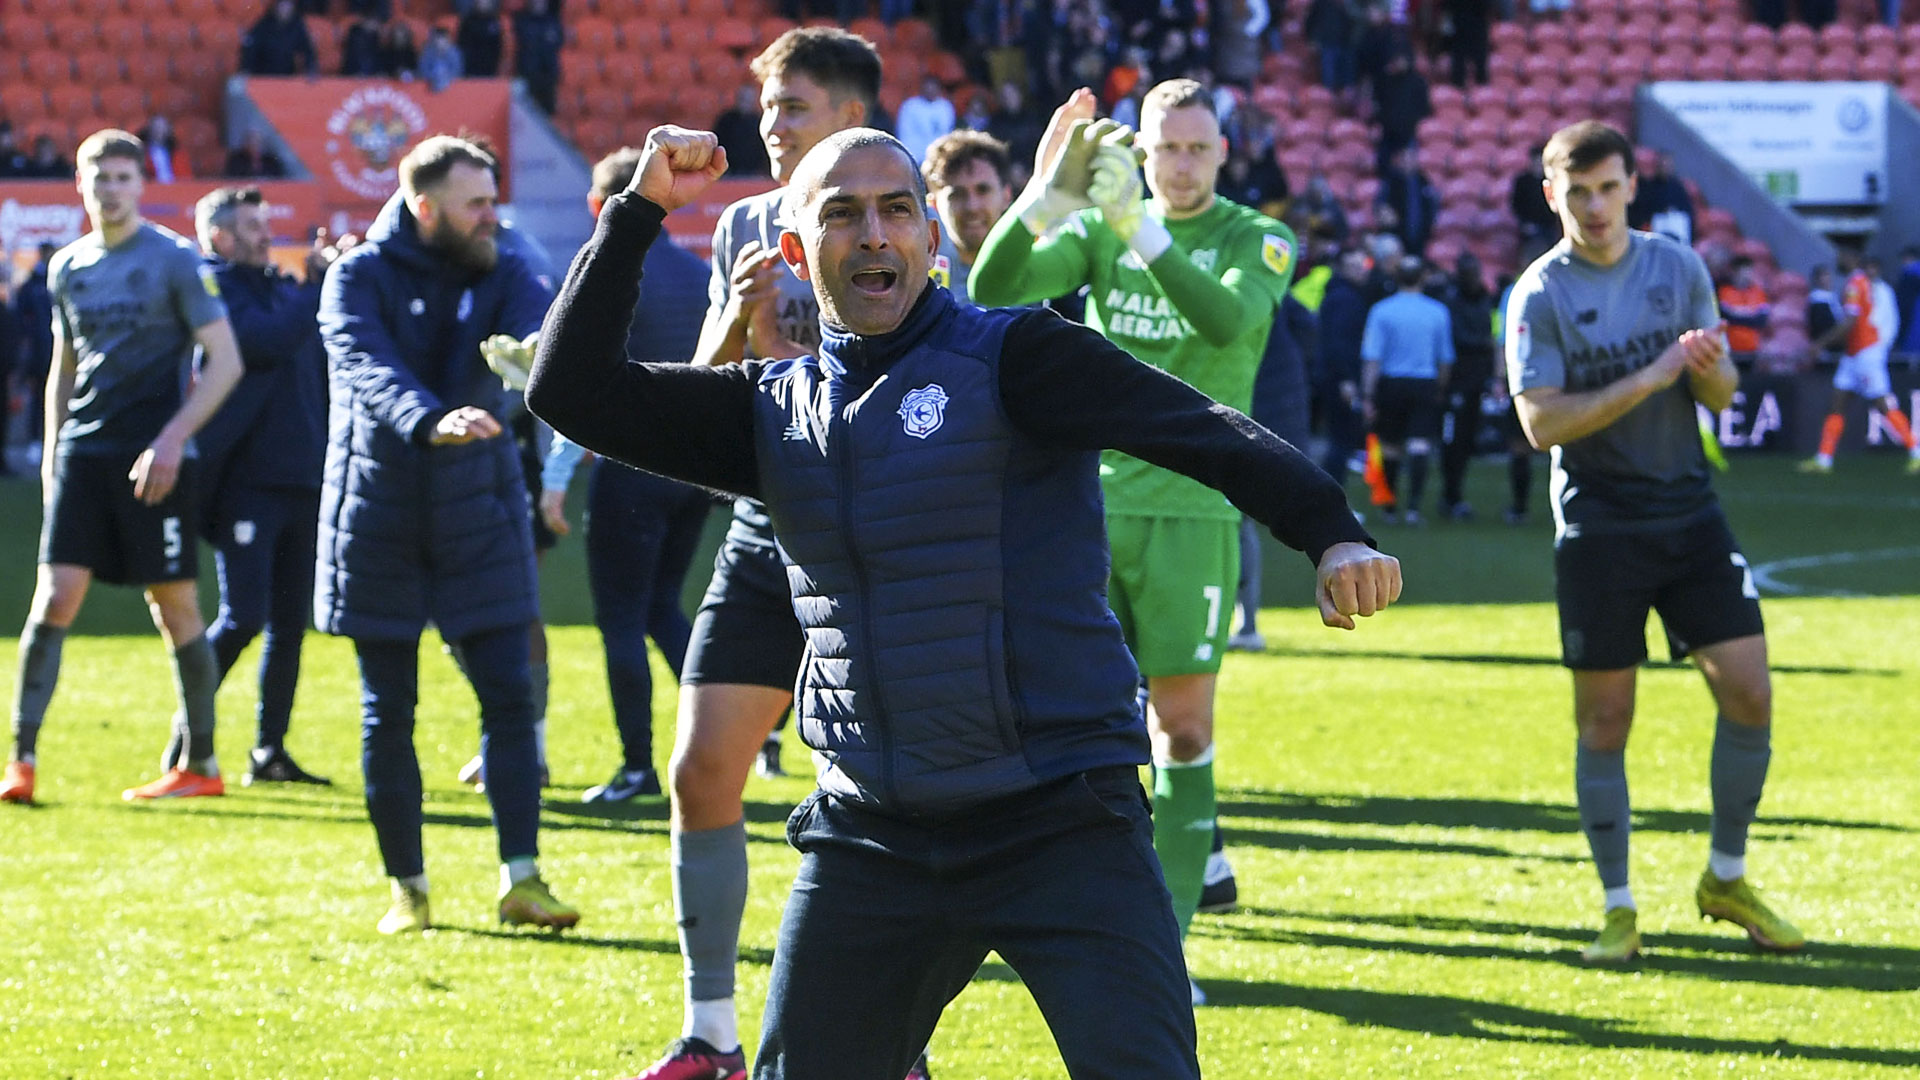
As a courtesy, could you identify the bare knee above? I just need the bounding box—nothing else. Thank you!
[1147,676,1216,762]
[1716,675,1772,729]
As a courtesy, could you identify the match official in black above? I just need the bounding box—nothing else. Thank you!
[529,125,1402,1080]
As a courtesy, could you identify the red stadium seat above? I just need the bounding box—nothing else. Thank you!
[150,83,194,119]
[1774,48,1815,81]
[1554,78,1604,114]
[616,18,660,49]
[1491,22,1525,52]
[640,0,685,15]
[75,0,119,17]
[584,87,628,120]
[1417,116,1459,148]
[1563,52,1604,82]
[150,19,194,52]
[1687,48,1733,80]
[175,0,221,20]
[1662,14,1703,47]
[685,0,728,17]
[1856,50,1898,82]
[1520,54,1561,85]
[99,17,148,51]
[198,23,242,56]
[47,85,98,125]
[1902,24,1920,52]
[1698,21,1736,51]
[1730,51,1775,81]
[1737,24,1775,52]
[663,18,710,51]
[1464,83,1507,115]
[49,18,101,52]
[650,51,694,85]
[1777,23,1815,49]
[1613,22,1655,53]
[599,51,642,87]
[1,86,52,125]
[1816,23,1856,54]
[126,51,171,86]
[218,0,266,17]
[24,50,74,83]
[173,50,229,86]
[892,18,936,53]
[847,16,890,47]
[714,17,758,51]
[1513,84,1554,112]
[1814,52,1855,80]
[1529,20,1571,51]
[98,84,147,127]
[1461,114,1502,147]
[571,17,617,53]
[75,52,124,84]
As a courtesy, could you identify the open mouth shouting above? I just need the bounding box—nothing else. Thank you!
[850,266,899,298]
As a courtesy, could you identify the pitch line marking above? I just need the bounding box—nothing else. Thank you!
[1749,546,1920,597]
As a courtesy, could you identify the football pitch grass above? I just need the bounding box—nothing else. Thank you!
[2,455,1916,1078]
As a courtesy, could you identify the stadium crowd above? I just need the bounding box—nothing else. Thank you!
[2,2,1917,1078]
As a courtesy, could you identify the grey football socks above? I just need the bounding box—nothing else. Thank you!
[1575,742,1631,893]
[11,622,66,762]
[673,819,749,1003]
[171,634,220,769]
[1709,714,1771,862]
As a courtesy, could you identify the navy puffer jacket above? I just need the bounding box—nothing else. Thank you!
[314,195,553,641]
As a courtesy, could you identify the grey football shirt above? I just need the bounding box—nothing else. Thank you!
[708,187,822,554]
[1506,232,1720,533]
[51,223,228,456]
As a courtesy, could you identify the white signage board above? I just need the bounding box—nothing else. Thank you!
[1648,81,1888,205]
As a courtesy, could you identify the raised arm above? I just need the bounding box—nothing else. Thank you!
[526,126,761,497]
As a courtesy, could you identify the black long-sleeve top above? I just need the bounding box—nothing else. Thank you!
[527,194,1373,566]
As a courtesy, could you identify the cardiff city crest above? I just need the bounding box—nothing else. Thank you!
[897,384,950,439]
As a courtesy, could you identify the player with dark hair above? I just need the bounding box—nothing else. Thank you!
[186,185,342,786]
[1507,120,1801,964]
[528,121,1400,1080]
[2,129,246,806]
[537,147,714,804]
[602,27,902,1080]
[919,130,1014,302]
[315,134,577,934]
[970,80,1302,1000]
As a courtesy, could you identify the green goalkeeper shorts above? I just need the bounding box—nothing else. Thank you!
[1106,515,1239,677]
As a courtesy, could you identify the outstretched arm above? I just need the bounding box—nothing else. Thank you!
[527,126,762,497]
[998,311,1401,628]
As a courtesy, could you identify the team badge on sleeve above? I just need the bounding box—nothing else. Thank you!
[898,384,950,439]
[198,265,222,298]
[1261,234,1293,277]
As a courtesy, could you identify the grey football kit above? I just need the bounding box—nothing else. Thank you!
[42,223,227,584]
[681,187,814,690]
[1507,232,1762,669]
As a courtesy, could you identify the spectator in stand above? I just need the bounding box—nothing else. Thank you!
[1510,145,1560,265]
[1798,0,1838,29]
[243,0,319,77]
[379,21,421,79]
[1296,171,1351,246]
[1439,252,1495,519]
[1356,3,1410,98]
[1378,146,1438,256]
[351,0,394,17]
[22,136,72,180]
[1307,0,1359,94]
[1628,151,1694,246]
[1894,245,1920,356]
[137,118,189,184]
[458,0,505,77]
[987,80,1043,185]
[1805,264,1845,360]
[0,126,29,178]
[713,85,771,181]
[224,130,288,179]
[1361,255,1453,523]
[1318,247,1375,487]
[958,92,994,134]
[1441,0,1491,87]
[420,26,462,90]
[1530,0,1572,18]
[895,75,957,164]
[514,0,564,115]
[1218,141,1290,221]
[1717,256,1771,366]
[1103,46,1150,112]
[1372,51,1430,173]
[341,12,386,76]
[15,244,56,446]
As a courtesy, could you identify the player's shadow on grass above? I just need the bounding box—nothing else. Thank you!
[173,804,793,844]
[1217,788,1915,836]
[443,926,776,967]
[1198,980,1920,1068]
[543,797,801,827]
[1255,645,1901,677]
[1220,907,1920,992]
[1217,825,1581,862]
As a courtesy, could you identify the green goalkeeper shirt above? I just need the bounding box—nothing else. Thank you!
[971,195,1297,521]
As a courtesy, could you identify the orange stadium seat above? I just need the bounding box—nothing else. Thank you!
[3,21,55,52]
[595,0,641,18]
[127,52,172,86]
[151,83,195,119]
[585,87,629,119]
[75,53,126,84]
[685,0,729,17]
[99,17,149,51]
[199,22,242,55]
[564,49,605,85]
[848,16,890,46]
[150,19,195,52]
[641,0,686,14]
[600,52,643,87]
[98,84,148,126]
[1,87,52,125]
[126,0,172,15]
[650,51,694,85]
[173,50,230,86]
[175,0,220,19]
[664,19,710,50]
[756,16,797,45]
[220,0,265,14]
[76,0,121,17]
[615,18,659,49]
[714,17,757,51]
[572,17,617,53]
[892,18,935,52]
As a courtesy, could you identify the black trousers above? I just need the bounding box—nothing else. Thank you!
[753,767,1200,1080]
